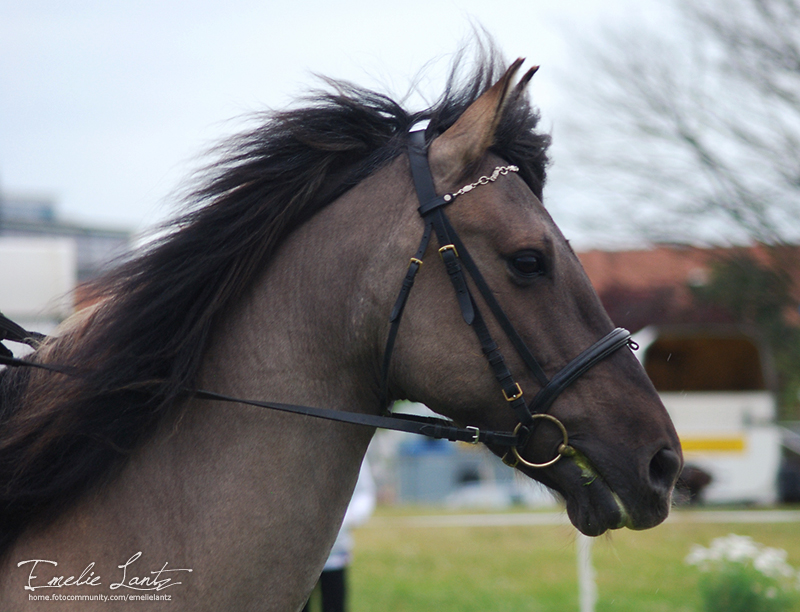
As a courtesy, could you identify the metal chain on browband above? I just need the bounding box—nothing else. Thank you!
[443,164,520,202]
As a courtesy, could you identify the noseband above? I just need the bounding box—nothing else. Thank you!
[379,129,633,468]
[0,129,634,470]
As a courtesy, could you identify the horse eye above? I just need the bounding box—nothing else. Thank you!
[509,252,545,277]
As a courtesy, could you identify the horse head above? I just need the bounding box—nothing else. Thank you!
[387,59,682,536]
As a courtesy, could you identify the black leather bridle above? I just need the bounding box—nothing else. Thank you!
[375,129,634,467]
[0,129,634,469]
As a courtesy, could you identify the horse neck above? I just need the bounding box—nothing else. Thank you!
[201,160,411,416]
[189,184,393,504]
[138,166,411,605]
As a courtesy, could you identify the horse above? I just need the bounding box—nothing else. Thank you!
[0,52,682,610]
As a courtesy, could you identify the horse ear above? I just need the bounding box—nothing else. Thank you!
[429,58,536,186]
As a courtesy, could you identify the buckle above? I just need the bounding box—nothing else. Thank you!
[466,426,480,444]
[438,244,459,259]
[502,382,523,402]
[409,257,423,269]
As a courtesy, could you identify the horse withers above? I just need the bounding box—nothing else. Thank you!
[0,52,681,610]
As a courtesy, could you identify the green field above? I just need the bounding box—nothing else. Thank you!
[347,506,800,612]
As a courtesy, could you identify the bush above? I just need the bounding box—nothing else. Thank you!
[686,534,800,612]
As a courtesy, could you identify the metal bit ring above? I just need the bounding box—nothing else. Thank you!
[510,414,572,469]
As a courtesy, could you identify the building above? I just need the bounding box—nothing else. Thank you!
[0,192,131,334]
[580,244,800,504]
[1,193,130,283]
[578,244,800,331]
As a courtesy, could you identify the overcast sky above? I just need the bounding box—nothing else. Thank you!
[1,0,661,245]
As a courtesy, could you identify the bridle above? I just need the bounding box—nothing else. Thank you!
[0,128,634,470]
[376,129,634,468]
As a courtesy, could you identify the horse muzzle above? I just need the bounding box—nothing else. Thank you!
[537,439,682,536]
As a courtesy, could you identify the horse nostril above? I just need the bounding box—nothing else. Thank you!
[649,447,682,492]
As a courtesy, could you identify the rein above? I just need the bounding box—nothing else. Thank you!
[0,129,634,468]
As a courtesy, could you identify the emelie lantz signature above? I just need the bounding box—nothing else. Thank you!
[17,552,192,592]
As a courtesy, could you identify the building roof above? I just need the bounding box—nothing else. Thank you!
[577,244,800,332]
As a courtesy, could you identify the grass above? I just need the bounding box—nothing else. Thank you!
[347,506,800,612]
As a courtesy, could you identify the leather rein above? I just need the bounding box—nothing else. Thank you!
[0,129,634,469]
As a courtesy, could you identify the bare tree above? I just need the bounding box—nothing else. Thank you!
[559,0,800,246]
[557,0,800,416]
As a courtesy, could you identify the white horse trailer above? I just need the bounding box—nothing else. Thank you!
[632,326,781,504]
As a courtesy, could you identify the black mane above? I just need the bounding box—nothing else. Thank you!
[0,48,550,557]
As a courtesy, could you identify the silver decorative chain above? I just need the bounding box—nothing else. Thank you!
[443,165,520,202]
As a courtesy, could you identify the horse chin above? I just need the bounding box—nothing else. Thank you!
[518,447,647,537]
[553,445,678,536]
[557,449,632,536]
[495,413,681,536]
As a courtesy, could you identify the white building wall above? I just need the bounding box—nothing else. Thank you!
[661,391,780,504]
[0,236,77,336]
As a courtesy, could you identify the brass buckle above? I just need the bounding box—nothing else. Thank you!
[502,383,523,402]
[438,244,459,259]
[408,257,423,269]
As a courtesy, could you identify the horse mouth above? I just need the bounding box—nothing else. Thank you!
[519,445,671,537]
[487,414,679,537]
[557,448,632,536]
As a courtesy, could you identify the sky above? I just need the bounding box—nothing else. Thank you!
[0,0,657,245]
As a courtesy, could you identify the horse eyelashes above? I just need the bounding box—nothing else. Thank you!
[508,252,546,278]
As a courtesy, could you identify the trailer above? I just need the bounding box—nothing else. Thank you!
[632,325,781,504]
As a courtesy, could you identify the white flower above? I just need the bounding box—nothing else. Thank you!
[686,534,797,582]
[755,547,795,579]
[686,543,712,567]
[713,534,760,563]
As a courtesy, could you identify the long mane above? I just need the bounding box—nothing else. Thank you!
[0,47,550,557]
